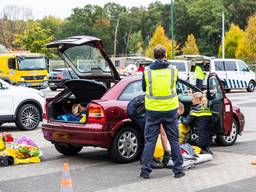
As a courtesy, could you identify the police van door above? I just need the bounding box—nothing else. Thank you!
[237,60,253,89]
[224,60,239,89]
[207,73,233,138]
[213,60,228,89]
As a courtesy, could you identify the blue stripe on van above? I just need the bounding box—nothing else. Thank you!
[229,79,232,88]
[244,81,247,87]
[233,80,236,88]
[241,80,244,87]
[237,80,240,88]
[224,79,228,88]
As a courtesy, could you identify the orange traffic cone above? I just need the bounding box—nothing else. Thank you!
[60,163,73,192]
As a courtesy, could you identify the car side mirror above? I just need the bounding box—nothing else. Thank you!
[8,58,16,69]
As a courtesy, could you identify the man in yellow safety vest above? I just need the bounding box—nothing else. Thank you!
[193,62,206,90]
[140,45,184,179]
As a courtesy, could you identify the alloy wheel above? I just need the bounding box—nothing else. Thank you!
[118,131,138,159]
[20,105,40,129]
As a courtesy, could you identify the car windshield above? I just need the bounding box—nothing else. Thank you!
[18,57,47,70]
[63,44,110,73]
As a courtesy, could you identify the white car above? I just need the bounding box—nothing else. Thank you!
[0,79,45,130]
[169,60,189,81]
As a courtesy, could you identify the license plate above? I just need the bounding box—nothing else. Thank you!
[32,83,39,86]
[50,83,55,86]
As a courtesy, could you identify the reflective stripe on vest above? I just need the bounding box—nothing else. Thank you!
[190,107,212,117]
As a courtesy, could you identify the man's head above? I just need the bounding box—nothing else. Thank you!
[154,45,167,60]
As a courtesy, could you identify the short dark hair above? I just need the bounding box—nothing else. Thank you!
[153,45,166,59]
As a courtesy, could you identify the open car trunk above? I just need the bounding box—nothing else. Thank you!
[48,79,107,123]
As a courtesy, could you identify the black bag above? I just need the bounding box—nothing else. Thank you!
[0,156,14,167]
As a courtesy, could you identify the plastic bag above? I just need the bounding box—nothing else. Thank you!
[179,123,190,144]
[0,137,5,151]
[12,144,40,157]
[153,135,164,160]
[15,156,40,164]
[16,136,38,147]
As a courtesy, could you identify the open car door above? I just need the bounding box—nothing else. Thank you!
[207,73,233,135]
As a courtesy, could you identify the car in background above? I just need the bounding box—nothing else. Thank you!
[41,36,245,163]
[0,79,45,130]
[48,68,78,91]
[169,60,189,81]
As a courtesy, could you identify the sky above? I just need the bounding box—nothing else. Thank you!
[0,0,170,19]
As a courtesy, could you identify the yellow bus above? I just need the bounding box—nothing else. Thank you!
[0,51,48,89]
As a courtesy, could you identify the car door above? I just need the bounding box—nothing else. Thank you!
[0,81,14,116]
[237,60,252,88]
[224,60,239,89]
[207,73,233,135]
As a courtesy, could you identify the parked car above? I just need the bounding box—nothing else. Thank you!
[48,68,78,91]
[0,79,45,130]
[168,60,189,81]
[42,36,245,163]
[188,57,256,92]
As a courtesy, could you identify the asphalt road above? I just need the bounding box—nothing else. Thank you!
[0,89,255,192]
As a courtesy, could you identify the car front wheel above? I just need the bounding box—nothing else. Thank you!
[110,126,143,163]
[54,143,83,156]
[215,119,239,146]
[15,104,41,131]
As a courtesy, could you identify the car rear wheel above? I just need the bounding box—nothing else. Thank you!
[50,87,57,91]
[215,119,238,146]
[109,126,143,163]
[15,104,41,131]
[54,143,83,156]
[247,80,255,92]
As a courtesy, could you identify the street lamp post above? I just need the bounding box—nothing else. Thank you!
[170,0,174,59]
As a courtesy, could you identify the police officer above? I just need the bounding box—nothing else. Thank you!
[193,62,206,90]
[181,92,213,154]
[140,45,184,179]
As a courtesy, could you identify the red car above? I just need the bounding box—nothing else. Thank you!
[42,36,245,163]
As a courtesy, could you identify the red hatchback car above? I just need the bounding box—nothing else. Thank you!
[42,36,245,163]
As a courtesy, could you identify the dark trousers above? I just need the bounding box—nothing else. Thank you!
[141,114,183,175]
[196,79,203,90]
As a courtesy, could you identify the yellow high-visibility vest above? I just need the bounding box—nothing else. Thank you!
[193,65,206,80]
[144,65,178,111]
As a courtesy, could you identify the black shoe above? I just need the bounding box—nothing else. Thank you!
[140,172,150,179]
[162,151,171,168]
[151,159,164,169]
[174,171,185,178]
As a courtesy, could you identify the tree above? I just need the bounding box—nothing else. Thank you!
[218,24,244,58]
[188,0,227,56]
[39,16,63,40]
[128,31,144,55]
[145,25,178,59]
[14,23,54,58]
[0,5,32,48]
[182,34,199,55]
[236,15,256,63]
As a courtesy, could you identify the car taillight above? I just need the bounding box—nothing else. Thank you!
[43,103,48,122]
[57,74,64,80]
[87,103,106,124]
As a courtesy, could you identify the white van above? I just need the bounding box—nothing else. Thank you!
[189,57,256,92]
[169,60,189,81]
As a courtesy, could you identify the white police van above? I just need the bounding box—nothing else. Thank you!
[189,57,256,92]
[168,60,189,81]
